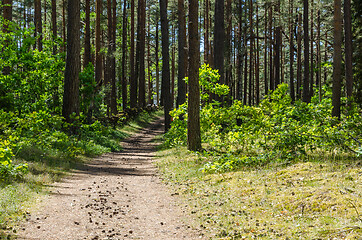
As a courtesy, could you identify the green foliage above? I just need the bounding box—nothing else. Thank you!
[0,141,28,183]
[165,66,362,173]
[0,20,65,114]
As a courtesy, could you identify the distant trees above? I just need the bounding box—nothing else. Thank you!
[1,0,360,136]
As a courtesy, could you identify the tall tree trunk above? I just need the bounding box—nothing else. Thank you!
[62,0,66,52]
[130,0,137,108]
[155,17,160,105]
[274,0,281,87]
[35,0,43,51]
[62,0,80,125]
[95,0,103,88]
[214,0,224,101]
[225,0,232,104]
[289,0,295,102]
[344,0,353,102]
[316,9,321,102]
[310,3,314,98]
[268,6,274,91]
[171,26,175,109]
[110,0,117,115]
[303,0,310,103]
[160,0,172,131]
[297,13,302,99]
[121,0,128,110]
[255,3,260,105]
[236,0,243,101]
[138,0,146,108]
[204,0,209,64]
[176,0,187,107]
[147,16,152,105]
[83,0,91,67]
[248,0,253,106]
[264,4,268,95]
[187,0,201,151]
[332,0,342,118]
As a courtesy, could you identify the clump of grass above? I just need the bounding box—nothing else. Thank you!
[157,147,362,239]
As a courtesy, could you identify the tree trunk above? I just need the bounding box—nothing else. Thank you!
[95,0,103,88]
[155,17,160,105]
[160,0,172,132]
[332,0,342,118]
[214,0,224,101]
[62,0,80,125]
[268,6,274,91]
[310,4,314,98]
[130,0,137,108]
[62,0,66,52]
[204,0,209,64]
[83,0,91,67]
[2,0,12,32]
[34,0,43,51]
[289,0,295,102]
[187,0,201,151]
[255,3,260,105]
[236,0,243,101]
[121,0,128,110]
[225,0,232,104]
[264,4,268,95]
[176,0,187,107]
[274,0,281,87]
[316,9,321,102]
[138,0,146,108]
[110,0,117,115]
[303,0,310,103]
[297,13,302,99]
[344,0,353,102]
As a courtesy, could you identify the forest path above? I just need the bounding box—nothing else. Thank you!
[17,117,203,240]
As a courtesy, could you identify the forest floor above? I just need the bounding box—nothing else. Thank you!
[15,117,204,240]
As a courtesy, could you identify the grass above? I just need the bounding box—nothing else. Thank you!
[156,147,362,239]
[0,110,162,239]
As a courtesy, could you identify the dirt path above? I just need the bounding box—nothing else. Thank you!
[17,118,203,240]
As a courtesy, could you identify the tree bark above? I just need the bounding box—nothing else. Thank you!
[303,0,310,103]
[187,0,201,151]
[214,0,224,101]
[130,0,137,108]
[34,0,43,51]
[289,0,295,102]
[62,0,80,125]
[176,0,187,107]
[155,17,160,105]
[83,0,91,67]
[274,0,281,87]
[95,0,103,88]
[160,0,172,132]
[121,0,128,110]
[297,13,302,99]
[2,0,12,32]
[332,0,342,118]
[344,0,353,102]
[138,0,146,108]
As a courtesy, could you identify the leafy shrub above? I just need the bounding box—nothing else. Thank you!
[0,141,28,183]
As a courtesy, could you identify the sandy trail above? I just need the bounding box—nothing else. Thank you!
[17,118,202,240]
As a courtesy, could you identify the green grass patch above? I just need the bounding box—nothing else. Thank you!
[156,147,362,239]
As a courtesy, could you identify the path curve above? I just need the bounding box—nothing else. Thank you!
[17,117,203,240]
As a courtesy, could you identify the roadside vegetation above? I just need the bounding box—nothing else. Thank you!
[158,65,362,239]
[0,110,161,238]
